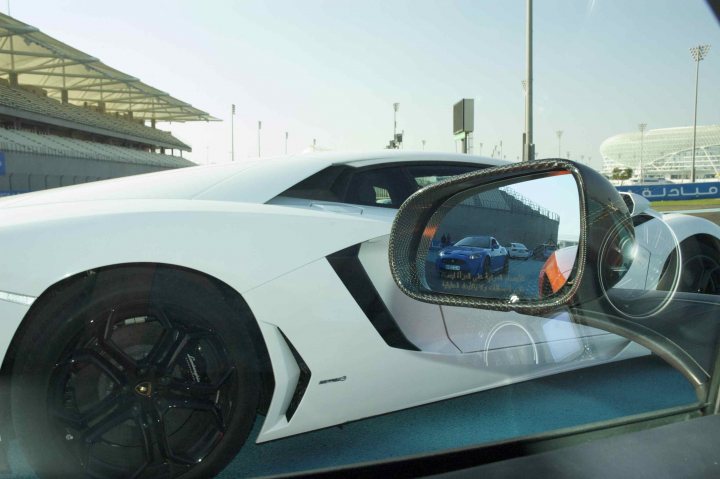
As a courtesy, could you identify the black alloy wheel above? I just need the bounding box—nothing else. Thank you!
[678,243,720,294]
[658,241,720,296]
[12,266,260,479]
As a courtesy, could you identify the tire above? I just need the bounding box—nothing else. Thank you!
[482,257,491,280]
[658,241,720,295]
[11,265,261,479]
[501,255,510,275]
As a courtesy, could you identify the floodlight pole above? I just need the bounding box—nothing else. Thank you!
[285,131,288,155]
[556,130,563,158]
[422,139,426,151]
[393,103,399,139]
[523,0,534,162]
[257,120,262,158]
[638,123,647,183]
[690,44,710,183]
[231,104,235,162]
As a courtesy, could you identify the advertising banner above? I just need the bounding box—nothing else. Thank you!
[616,182,720,201]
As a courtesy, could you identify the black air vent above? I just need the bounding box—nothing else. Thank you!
[327,245,419,351]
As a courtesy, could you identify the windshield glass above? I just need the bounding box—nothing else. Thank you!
[454,236,492,248]
[0,2,718,479]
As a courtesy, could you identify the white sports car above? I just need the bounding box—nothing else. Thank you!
[0,151,718,478]
[507,242,532,259]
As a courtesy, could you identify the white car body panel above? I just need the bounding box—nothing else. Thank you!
[0,200,388,300]
[0,152,717,445]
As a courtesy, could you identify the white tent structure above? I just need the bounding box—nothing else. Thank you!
[0,13,217,123]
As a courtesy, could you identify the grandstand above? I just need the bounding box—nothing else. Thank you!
[0,12,218,196]
[441,187,560,249]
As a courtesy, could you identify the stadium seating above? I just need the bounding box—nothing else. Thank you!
[0,127,193,168]
[0,82,188,149]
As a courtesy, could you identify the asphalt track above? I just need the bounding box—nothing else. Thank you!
[0,355,695,478]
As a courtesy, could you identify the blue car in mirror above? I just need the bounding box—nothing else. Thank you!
[436,235,508,280]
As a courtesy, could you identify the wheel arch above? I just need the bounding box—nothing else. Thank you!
[0,262,275,440]
[690,233,720,253]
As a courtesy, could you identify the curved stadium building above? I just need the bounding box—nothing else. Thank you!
[600,125,720,180]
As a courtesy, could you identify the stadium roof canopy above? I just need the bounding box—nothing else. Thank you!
[0,13,218,122]
[600,125,720,178]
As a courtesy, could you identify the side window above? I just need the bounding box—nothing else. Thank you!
[345,163,486,208]
[373,186,392,205]
[277,165,350,202]
[277,162,487,208]
[345,168,406,208]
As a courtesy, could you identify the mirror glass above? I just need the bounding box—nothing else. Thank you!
[421,172,581,301]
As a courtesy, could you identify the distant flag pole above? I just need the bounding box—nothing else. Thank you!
[231,104,235,162]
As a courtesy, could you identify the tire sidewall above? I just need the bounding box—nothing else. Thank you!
[11,267,260,479]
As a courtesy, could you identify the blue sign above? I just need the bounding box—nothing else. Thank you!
[0,151,4,176]
[616,182,720,201]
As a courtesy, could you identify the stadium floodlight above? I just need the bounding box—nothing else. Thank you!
[638,123,647,183]
[556,130,563,158]
[689,44,710,183]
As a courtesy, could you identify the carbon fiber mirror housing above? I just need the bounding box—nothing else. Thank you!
[389,159,634,314]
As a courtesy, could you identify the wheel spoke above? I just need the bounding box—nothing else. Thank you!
[152,329,217,373]
[95,309,138,372]
[162,394,226,432]
[153,330,191,372]
[169,367,234,399]
[83,402,136,444]
[70,349,127,385]
[127,420,153,479]
[148,407,197,467]
[55,392,124,431]
[48,348,128,429]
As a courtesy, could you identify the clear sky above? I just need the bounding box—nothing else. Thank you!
[9,0,720,169]
[509,173,580,239]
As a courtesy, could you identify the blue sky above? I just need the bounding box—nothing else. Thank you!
[9,0,720,169]
[510,173,580,238]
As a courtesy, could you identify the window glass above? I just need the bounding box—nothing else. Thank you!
[3,2,719,479]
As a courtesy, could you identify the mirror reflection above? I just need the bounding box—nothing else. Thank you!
[423,172,581,301]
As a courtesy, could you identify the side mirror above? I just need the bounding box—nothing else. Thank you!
[389,159,634,313]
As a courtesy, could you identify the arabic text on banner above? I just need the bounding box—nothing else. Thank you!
[616,182,720,201]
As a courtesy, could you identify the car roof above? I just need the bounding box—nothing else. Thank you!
[0,151,506,209]
[195,151,506,204]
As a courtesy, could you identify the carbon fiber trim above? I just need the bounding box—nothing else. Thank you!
[388,160,594,314]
